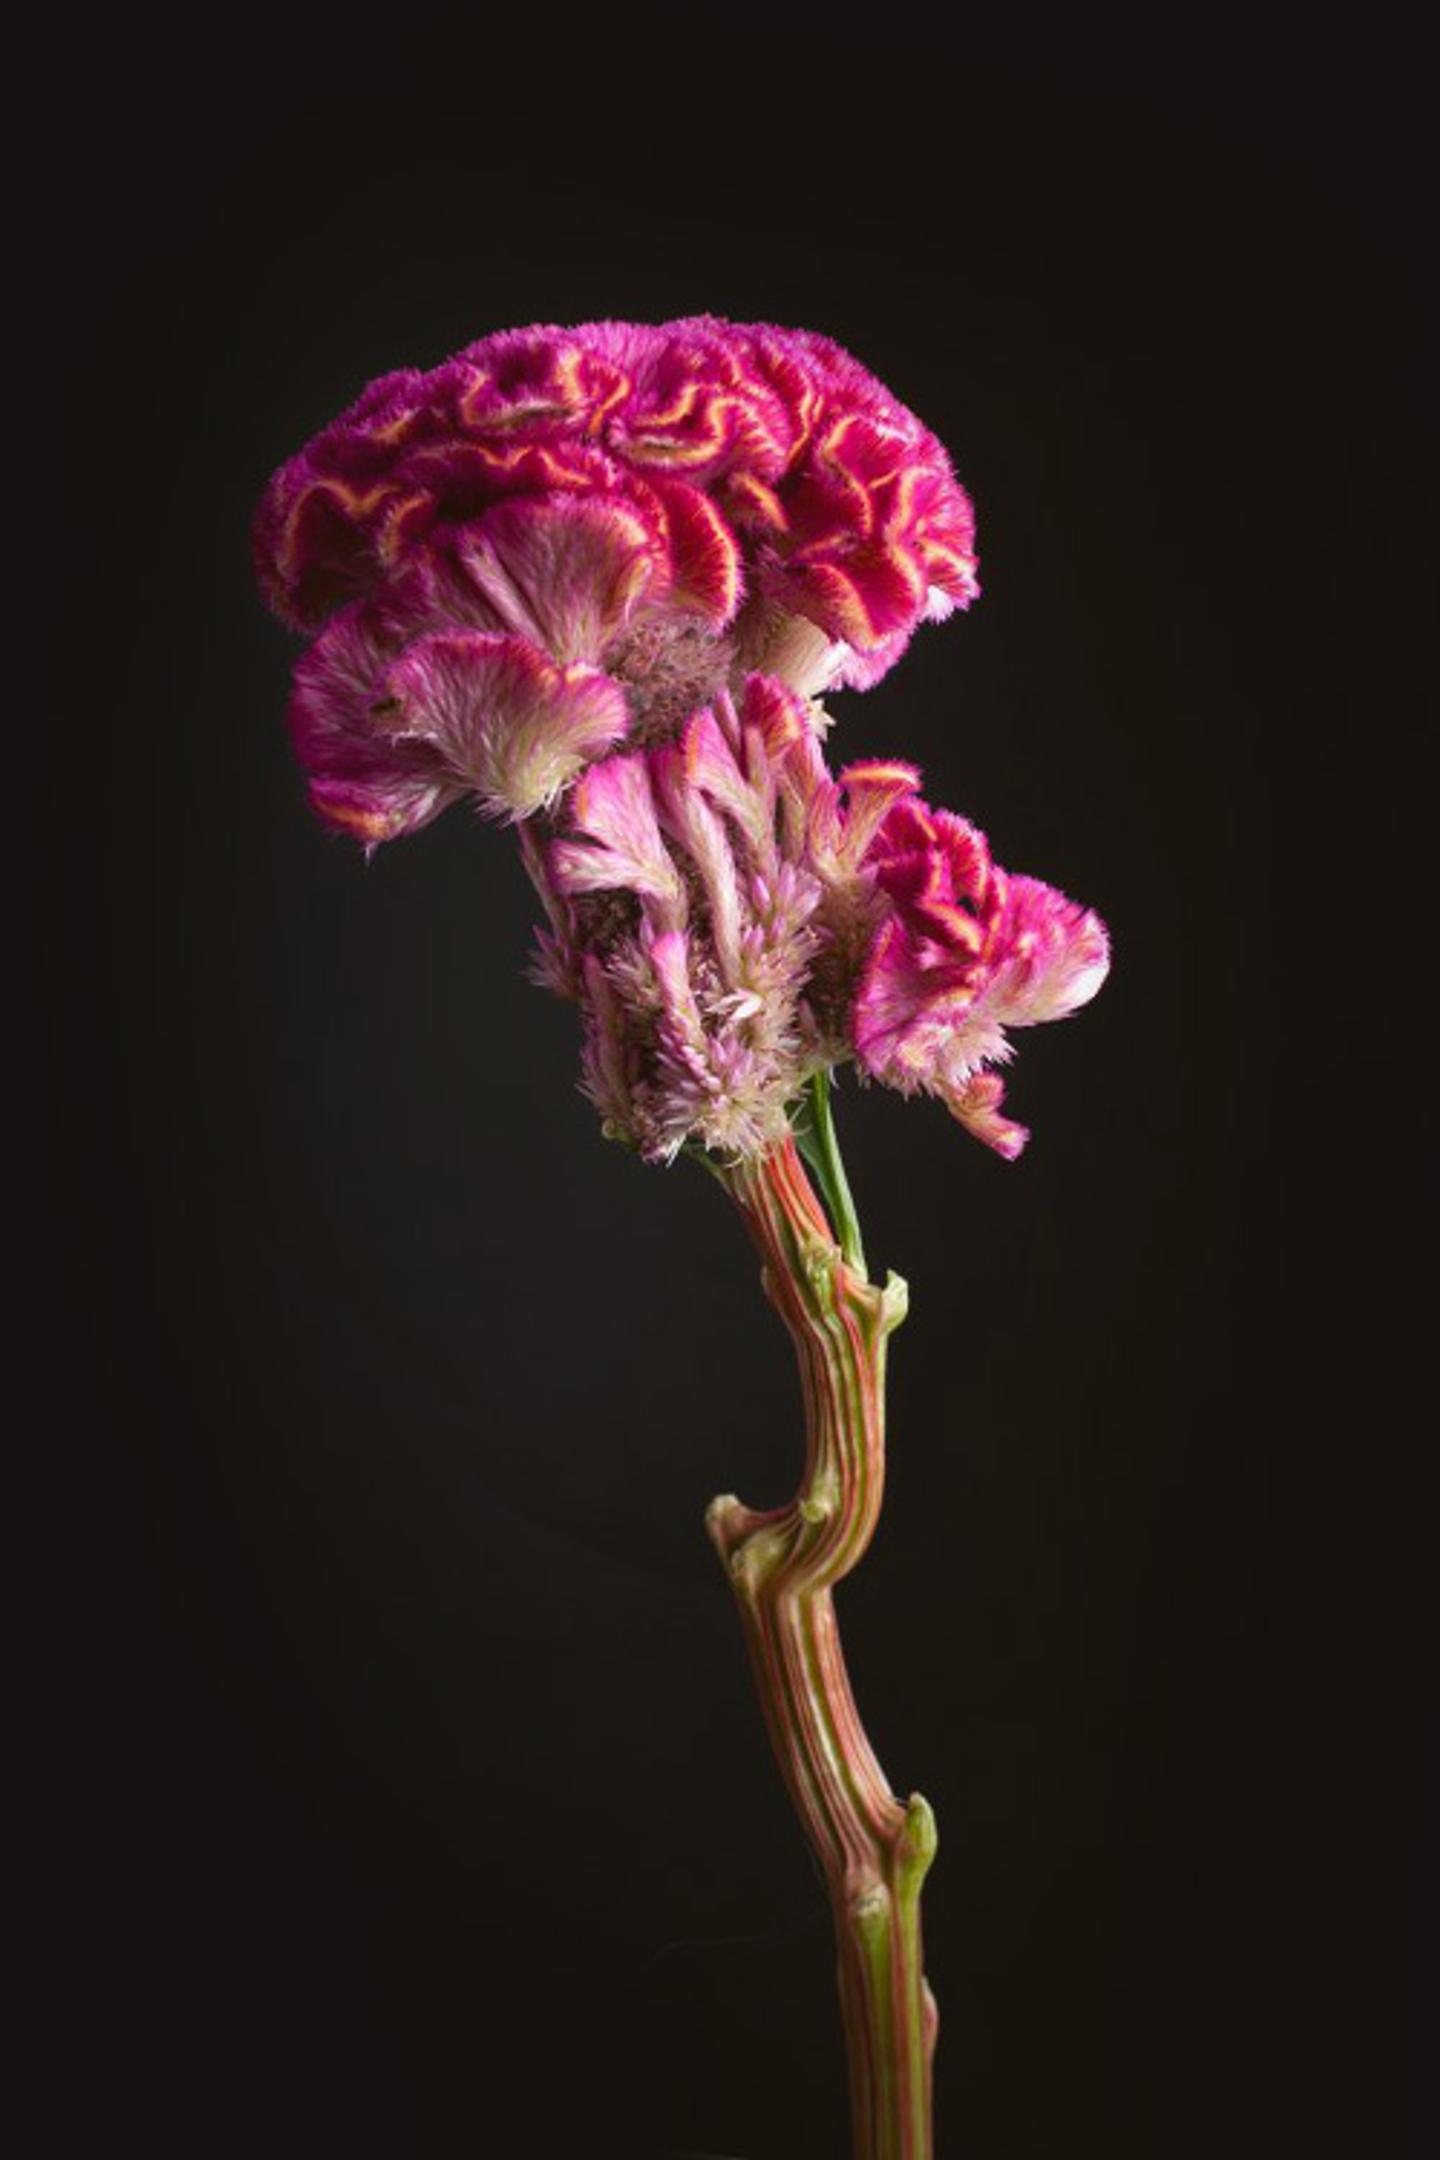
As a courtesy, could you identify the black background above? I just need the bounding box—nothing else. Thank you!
[44,44,1420,2160]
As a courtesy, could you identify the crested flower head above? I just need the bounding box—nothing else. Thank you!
[256,316,1107,1167]
[254,318,977,842]
[852,795,1110,1158]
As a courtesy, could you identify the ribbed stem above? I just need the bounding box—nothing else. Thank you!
[707,1135,937,2160]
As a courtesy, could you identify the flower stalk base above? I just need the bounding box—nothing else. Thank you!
[708,1135,937,2160]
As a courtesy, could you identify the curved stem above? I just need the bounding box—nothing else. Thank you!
[707,1134,937,2160]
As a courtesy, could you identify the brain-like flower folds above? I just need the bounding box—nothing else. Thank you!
[254,318,978,842]
[852,799,1111,1157]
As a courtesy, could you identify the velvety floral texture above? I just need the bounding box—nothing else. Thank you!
[255,316,1108,1162]
[853,800,1111,1158]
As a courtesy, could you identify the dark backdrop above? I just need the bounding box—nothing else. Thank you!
[45,50,1418,2160]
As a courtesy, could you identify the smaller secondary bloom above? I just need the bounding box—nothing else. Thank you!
[527,690,1107,1166]
[852,798,1110,1158]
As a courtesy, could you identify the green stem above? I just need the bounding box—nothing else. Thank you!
[794,1069,868,1278]
[707,1134,937,2160]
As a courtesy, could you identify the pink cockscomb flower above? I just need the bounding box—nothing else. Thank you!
[255,315,1108,1168]
[253,318,978,844]
[853,796,1110,1158]
[255,313,1115,2160]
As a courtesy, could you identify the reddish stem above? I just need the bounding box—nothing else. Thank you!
[708,1136,937,2160]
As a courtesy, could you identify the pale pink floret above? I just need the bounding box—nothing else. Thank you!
[544,676,826,1161]
[550,751,689,926]
[382,632,631,823]
[853,796,1110,1157]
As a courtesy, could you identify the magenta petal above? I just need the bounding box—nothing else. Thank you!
[383,631,630,821]
[947,1070,1030,1160]
[853,788,1106,1156]
[837,759,923,868]
[640,475,743,627]
[738,672,811,759]
[852,917,927,1073]
[991,875,1112,1024]
[780,547,928,653]
[287,605,458,849]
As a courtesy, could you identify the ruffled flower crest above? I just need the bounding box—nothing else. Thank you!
[852,798,1110,1156]
[255,318,979,842]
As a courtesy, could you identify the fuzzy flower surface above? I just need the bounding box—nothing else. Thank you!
[253,317,978,840]
[255,316,1107,1164]
[531,673,939,1161]
[853,799,1110,1157]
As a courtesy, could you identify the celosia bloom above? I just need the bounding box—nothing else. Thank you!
[853,798,1110,1157]
[254,316,1107,1162]
[255,316,1115,2160]
[254,317,978,840]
